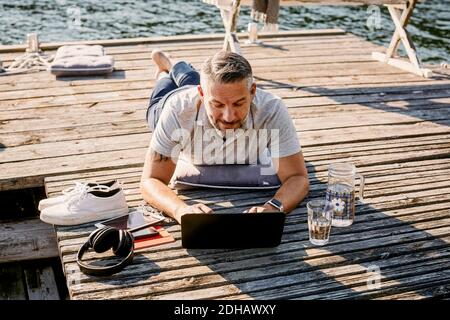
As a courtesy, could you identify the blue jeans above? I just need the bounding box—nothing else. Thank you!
[146,61,200,131]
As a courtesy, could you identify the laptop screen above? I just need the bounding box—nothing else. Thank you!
[181,212,286,249]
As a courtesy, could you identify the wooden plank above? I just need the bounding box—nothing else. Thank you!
[3,126,450,191]
[162,256,450,300]
[0,108,147,134]
[0,110,447,162]
[2,87,448,131]
[303,134,450,157]
[0,32,360,58]
[43,154,448,184]
[120,173,450,214]
[0,218,59,264]
[1,78,442,118]
[294,108,450,129]
[300,265,450,300]
[76,167,450,205]
[0,71,432,113]
[0,264,26,300]
[1,63,414,109]
[23,265,60,300]
[285,90,450,109]
[3,100,447,150]
[47,155,448,213]
[0,133,149,164]
[57,205,450,263]
[0,120,147,149]
[1,53,418,92]
[0,29,346,53]
[43,157,450,207]
[3,75,449,113]
[227,259,450,300]
[268,83,450,99]
[58,215,450,277]
[169,186,450,217]
[60,205,449,266]
[118,51,370,70]
[61,227,444,276]
[42,146,450,190]
[65,227,450,299]
[0,34,363,62]
[374,284,450,300]
[57,218,450,284]
[56,186,450,247]
[43,154,450,208]
[0,54,373,92]
[299,121,450,146]
[0,69,444,97]
[0,35,376,66]
[1,44,379,82]
[3,112,449,165]
[210,184,450,212]
[0,80,152,101]
[60,225,450,282]
[0,35,397,78]
[2,93,448,136]
[0,46,388,87]
[3,60,406,101]
[44,157,450,199]
[107,45,378,69]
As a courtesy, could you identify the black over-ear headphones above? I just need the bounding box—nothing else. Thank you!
[77,226,134,277]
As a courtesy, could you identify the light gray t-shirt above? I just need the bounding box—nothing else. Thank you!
[149,86,301,165]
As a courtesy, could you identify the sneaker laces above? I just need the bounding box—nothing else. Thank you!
[62,181,118,196]
[66,185,113,210]
[62,182,90,197]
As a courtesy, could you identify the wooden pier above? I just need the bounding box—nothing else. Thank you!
[1,29,449,299]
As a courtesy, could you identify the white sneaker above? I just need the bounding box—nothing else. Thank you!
[40,185,129,226]
[38,180,120,211]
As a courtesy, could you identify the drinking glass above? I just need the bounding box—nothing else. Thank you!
[307,200,332,246]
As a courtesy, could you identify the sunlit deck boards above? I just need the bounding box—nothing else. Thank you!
[1,29,449,191]
[1,29,450,299]
[46,157,450,300]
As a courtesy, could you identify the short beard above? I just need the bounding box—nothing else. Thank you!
[207,113,244,129]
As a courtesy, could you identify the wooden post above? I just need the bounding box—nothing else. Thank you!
[372,0,432,78]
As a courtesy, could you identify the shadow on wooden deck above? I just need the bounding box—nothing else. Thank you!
[178,167,450,299]
[55,70,127,82]
[255,76,450,129]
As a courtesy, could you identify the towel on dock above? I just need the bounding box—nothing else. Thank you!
[203,0,280,32]
[251,0,280,32]
[49,45,114,76]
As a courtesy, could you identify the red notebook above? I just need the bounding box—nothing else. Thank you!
[134,225,175,250]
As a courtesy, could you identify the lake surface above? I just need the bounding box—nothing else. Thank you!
[0,0,448,63]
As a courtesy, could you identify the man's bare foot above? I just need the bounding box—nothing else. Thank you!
[151,49,172,79]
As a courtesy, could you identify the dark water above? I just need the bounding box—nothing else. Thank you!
[0,0,448,63]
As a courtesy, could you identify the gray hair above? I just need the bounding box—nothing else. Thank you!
[200,51,253,90]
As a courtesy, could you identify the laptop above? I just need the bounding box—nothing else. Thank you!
[181,211,286,249]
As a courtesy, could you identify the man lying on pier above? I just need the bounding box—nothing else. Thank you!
[140,50,309,223]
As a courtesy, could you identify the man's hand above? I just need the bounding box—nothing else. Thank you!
[244,203,276,214]
[174,203,214,223]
